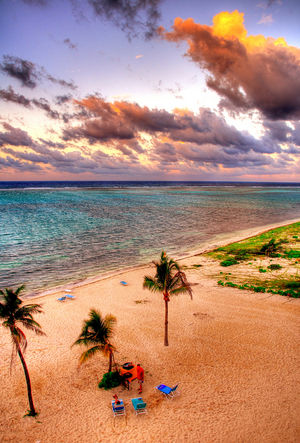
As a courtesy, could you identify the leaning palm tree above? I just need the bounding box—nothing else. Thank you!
[143,251,193,346]
[0,285,45,416]
[72,309,117,372]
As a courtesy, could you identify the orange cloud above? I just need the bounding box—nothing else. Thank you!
[159,11,300,120]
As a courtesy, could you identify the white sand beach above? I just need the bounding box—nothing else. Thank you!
[0,220,300,442]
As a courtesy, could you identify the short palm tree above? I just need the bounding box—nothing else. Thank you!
[143,251,193,346]
[72,309,117,372]
[0,285,45,416]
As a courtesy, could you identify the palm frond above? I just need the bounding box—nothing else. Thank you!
[143,276,163,292]
[78,345,103,365]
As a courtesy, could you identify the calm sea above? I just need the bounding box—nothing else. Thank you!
[1,181,300,296]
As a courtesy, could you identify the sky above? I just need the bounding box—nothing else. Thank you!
[0,0,300,182]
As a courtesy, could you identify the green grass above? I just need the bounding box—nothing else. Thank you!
[207,222,300,262]
[218,276,300,298]
[209,222,300,298]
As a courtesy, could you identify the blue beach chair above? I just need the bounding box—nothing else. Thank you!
[112,399,126,418]
[57,296,66,302]
[120,281,128,286]
[131,397,147,415]
[65,294,75,300]
[155,383,179,399]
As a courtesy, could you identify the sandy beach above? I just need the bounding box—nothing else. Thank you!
[1,220,300,443]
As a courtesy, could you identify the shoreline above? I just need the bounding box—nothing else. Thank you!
[27,216,300,301]
[1,218,299,442]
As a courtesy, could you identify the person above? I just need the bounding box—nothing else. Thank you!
[113,394,121,405]
[136,363,144,394]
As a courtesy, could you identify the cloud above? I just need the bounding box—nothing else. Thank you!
[159,10,300,120]
[0,86,31,107]
[20,0,163,40]
[258,13,273,24]
[63,38,77,50]
[55,94,73,105]
[0,55,39,88]
[63,96,283,165]
[2,100,298,178]
[0,123,35,147]
[86,0,162,39]
[0,55,77,90]
[0,86,63,120]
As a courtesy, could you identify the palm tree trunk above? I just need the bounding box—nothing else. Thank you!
[164,298,169,346]
[17,348,37,416]
[108,351,113,372]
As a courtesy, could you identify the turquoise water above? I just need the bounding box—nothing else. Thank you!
[1,184,300,295]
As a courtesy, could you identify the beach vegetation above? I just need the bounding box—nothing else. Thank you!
[259,238,284,256]
[268,264,282,271]
[207,222,300,262]
[211,222,299,299]
[72,309,117,373]
[220,258,238,267]
[98,370,123,390]
[0,285,45,417]
[217,276,300,298]
[143,251,192,346]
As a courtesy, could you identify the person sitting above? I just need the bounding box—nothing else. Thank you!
[113,394,121,405]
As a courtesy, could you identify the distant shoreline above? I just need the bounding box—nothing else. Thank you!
[26,217,300,301]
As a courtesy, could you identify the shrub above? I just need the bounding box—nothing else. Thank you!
[253,286,266,293]
[259,268,267,273]
[225,282,238,288]
[284,281,300,289]
[268,264,282,270]
[284,250,300,259]
[220,259,238,267]
[260,238,283,256]
[98,371,122,390]
[233,250,251,261]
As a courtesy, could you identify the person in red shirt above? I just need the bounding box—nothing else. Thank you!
[136,363,144,394]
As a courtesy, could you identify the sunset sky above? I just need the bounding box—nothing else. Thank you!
[1,0,300,182]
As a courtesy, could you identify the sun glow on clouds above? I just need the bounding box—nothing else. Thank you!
[159,10,300,121]
[1,8,300,181]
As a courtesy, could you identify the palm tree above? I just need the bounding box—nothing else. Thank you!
[0,285,45,416]
[143,251,193,346]
[72,309,117,372]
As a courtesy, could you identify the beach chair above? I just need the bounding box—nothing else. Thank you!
[112,399,126,418]
[155,383,179,399]
[131,397,147,415]
[57,296,66,302]
[120,281,128,286]
[65,294,75,300]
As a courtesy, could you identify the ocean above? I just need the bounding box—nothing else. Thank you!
[1,181,300,296]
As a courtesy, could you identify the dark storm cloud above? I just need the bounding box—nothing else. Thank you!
[159,13,300,120]
[0,55,77,91]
